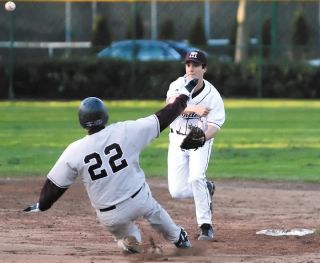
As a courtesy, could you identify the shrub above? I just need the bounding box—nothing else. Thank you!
[0,65,7,98]
[3,58,320,100]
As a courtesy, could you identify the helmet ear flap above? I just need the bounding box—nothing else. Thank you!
[78,97,109,129]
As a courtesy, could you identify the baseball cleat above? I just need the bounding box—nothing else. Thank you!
[174,228,191,248]
[117,235,141,253]
[198,223,214,241]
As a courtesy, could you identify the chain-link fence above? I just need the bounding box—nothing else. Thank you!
[1,0,320,98]
[1,0,319,58]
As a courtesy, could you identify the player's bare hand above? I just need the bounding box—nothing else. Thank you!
[23,202,40,213]
[194,106,211,117]
[166,96,177,104]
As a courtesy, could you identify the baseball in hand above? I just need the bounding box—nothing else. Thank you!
[5,1,16,11]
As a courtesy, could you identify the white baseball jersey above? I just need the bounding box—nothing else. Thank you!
[167,76,225,135]
[47,115,160,210]
[166,76,225,226]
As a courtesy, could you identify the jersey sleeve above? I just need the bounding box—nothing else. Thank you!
[47,143,79,188]
[207,92,226,129]
[166,77,184,98]
[125,115,160,151]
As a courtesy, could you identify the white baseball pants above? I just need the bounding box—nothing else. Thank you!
[167,132,213,226]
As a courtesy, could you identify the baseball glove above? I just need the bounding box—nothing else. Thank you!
[180,125,206,150]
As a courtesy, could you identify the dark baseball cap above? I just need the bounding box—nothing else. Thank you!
[184,50,207,65]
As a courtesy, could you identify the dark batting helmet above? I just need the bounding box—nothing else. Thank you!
[78,97,109,129]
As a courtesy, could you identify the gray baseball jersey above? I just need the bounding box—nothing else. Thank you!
[47,115,160,210]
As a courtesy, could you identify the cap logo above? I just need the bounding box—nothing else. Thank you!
[189,51,198,59]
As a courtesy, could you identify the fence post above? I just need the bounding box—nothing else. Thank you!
[8,11,15,100]
[257,1,264,98]
[271,1,278,60]
[91,2,97,31]
[319,0,320,52]
[151,0,157,39]
[130,1,137,91]
[65,2,72,58]
[204,0,211,41]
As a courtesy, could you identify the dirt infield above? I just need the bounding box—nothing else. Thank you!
[0,177,319,263]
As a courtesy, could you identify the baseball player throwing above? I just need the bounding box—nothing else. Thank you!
[166,50,225,241]
[24,81,198,253]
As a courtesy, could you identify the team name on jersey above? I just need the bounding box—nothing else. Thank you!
[181,112,200,119]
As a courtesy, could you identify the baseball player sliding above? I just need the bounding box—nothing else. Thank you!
[24,80,198,254]
[166,50,225,241]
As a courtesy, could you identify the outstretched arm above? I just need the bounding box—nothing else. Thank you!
[24,179,67,212]
[156,78,198,132]
[155,94,188,132]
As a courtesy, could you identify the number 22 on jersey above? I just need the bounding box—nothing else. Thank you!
[84,143,128,181]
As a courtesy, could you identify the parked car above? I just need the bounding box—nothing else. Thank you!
[163,40,200,57]
[307,58,320,67]
[97,39,201,62]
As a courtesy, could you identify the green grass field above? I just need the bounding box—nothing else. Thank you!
[1,100,319,182]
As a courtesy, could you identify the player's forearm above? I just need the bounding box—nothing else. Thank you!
[166,103,197,114]
[205,125,220,141]
[38,179,68,211]
[156,94,188,132]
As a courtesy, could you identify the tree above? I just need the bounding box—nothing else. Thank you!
[235,0,249,63]
[292,10,310,58]
[188,16,206,46]
[262,17,271,58]
[126,12,144,39]
[292,10,309,46]
[91,15,111,50]
[229,18,237,59]
[159,19,175,40]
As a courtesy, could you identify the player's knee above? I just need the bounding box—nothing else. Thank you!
[169,188,192,199]
[190,178,206,189]
[169,188,182,198]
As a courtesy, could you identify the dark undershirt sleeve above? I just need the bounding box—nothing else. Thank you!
[38,95,188,210]
[155,94,188,132]
[38,179,68,211]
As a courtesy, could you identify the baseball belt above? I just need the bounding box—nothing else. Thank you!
[99,184,144,212]
[170,128,187,136]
